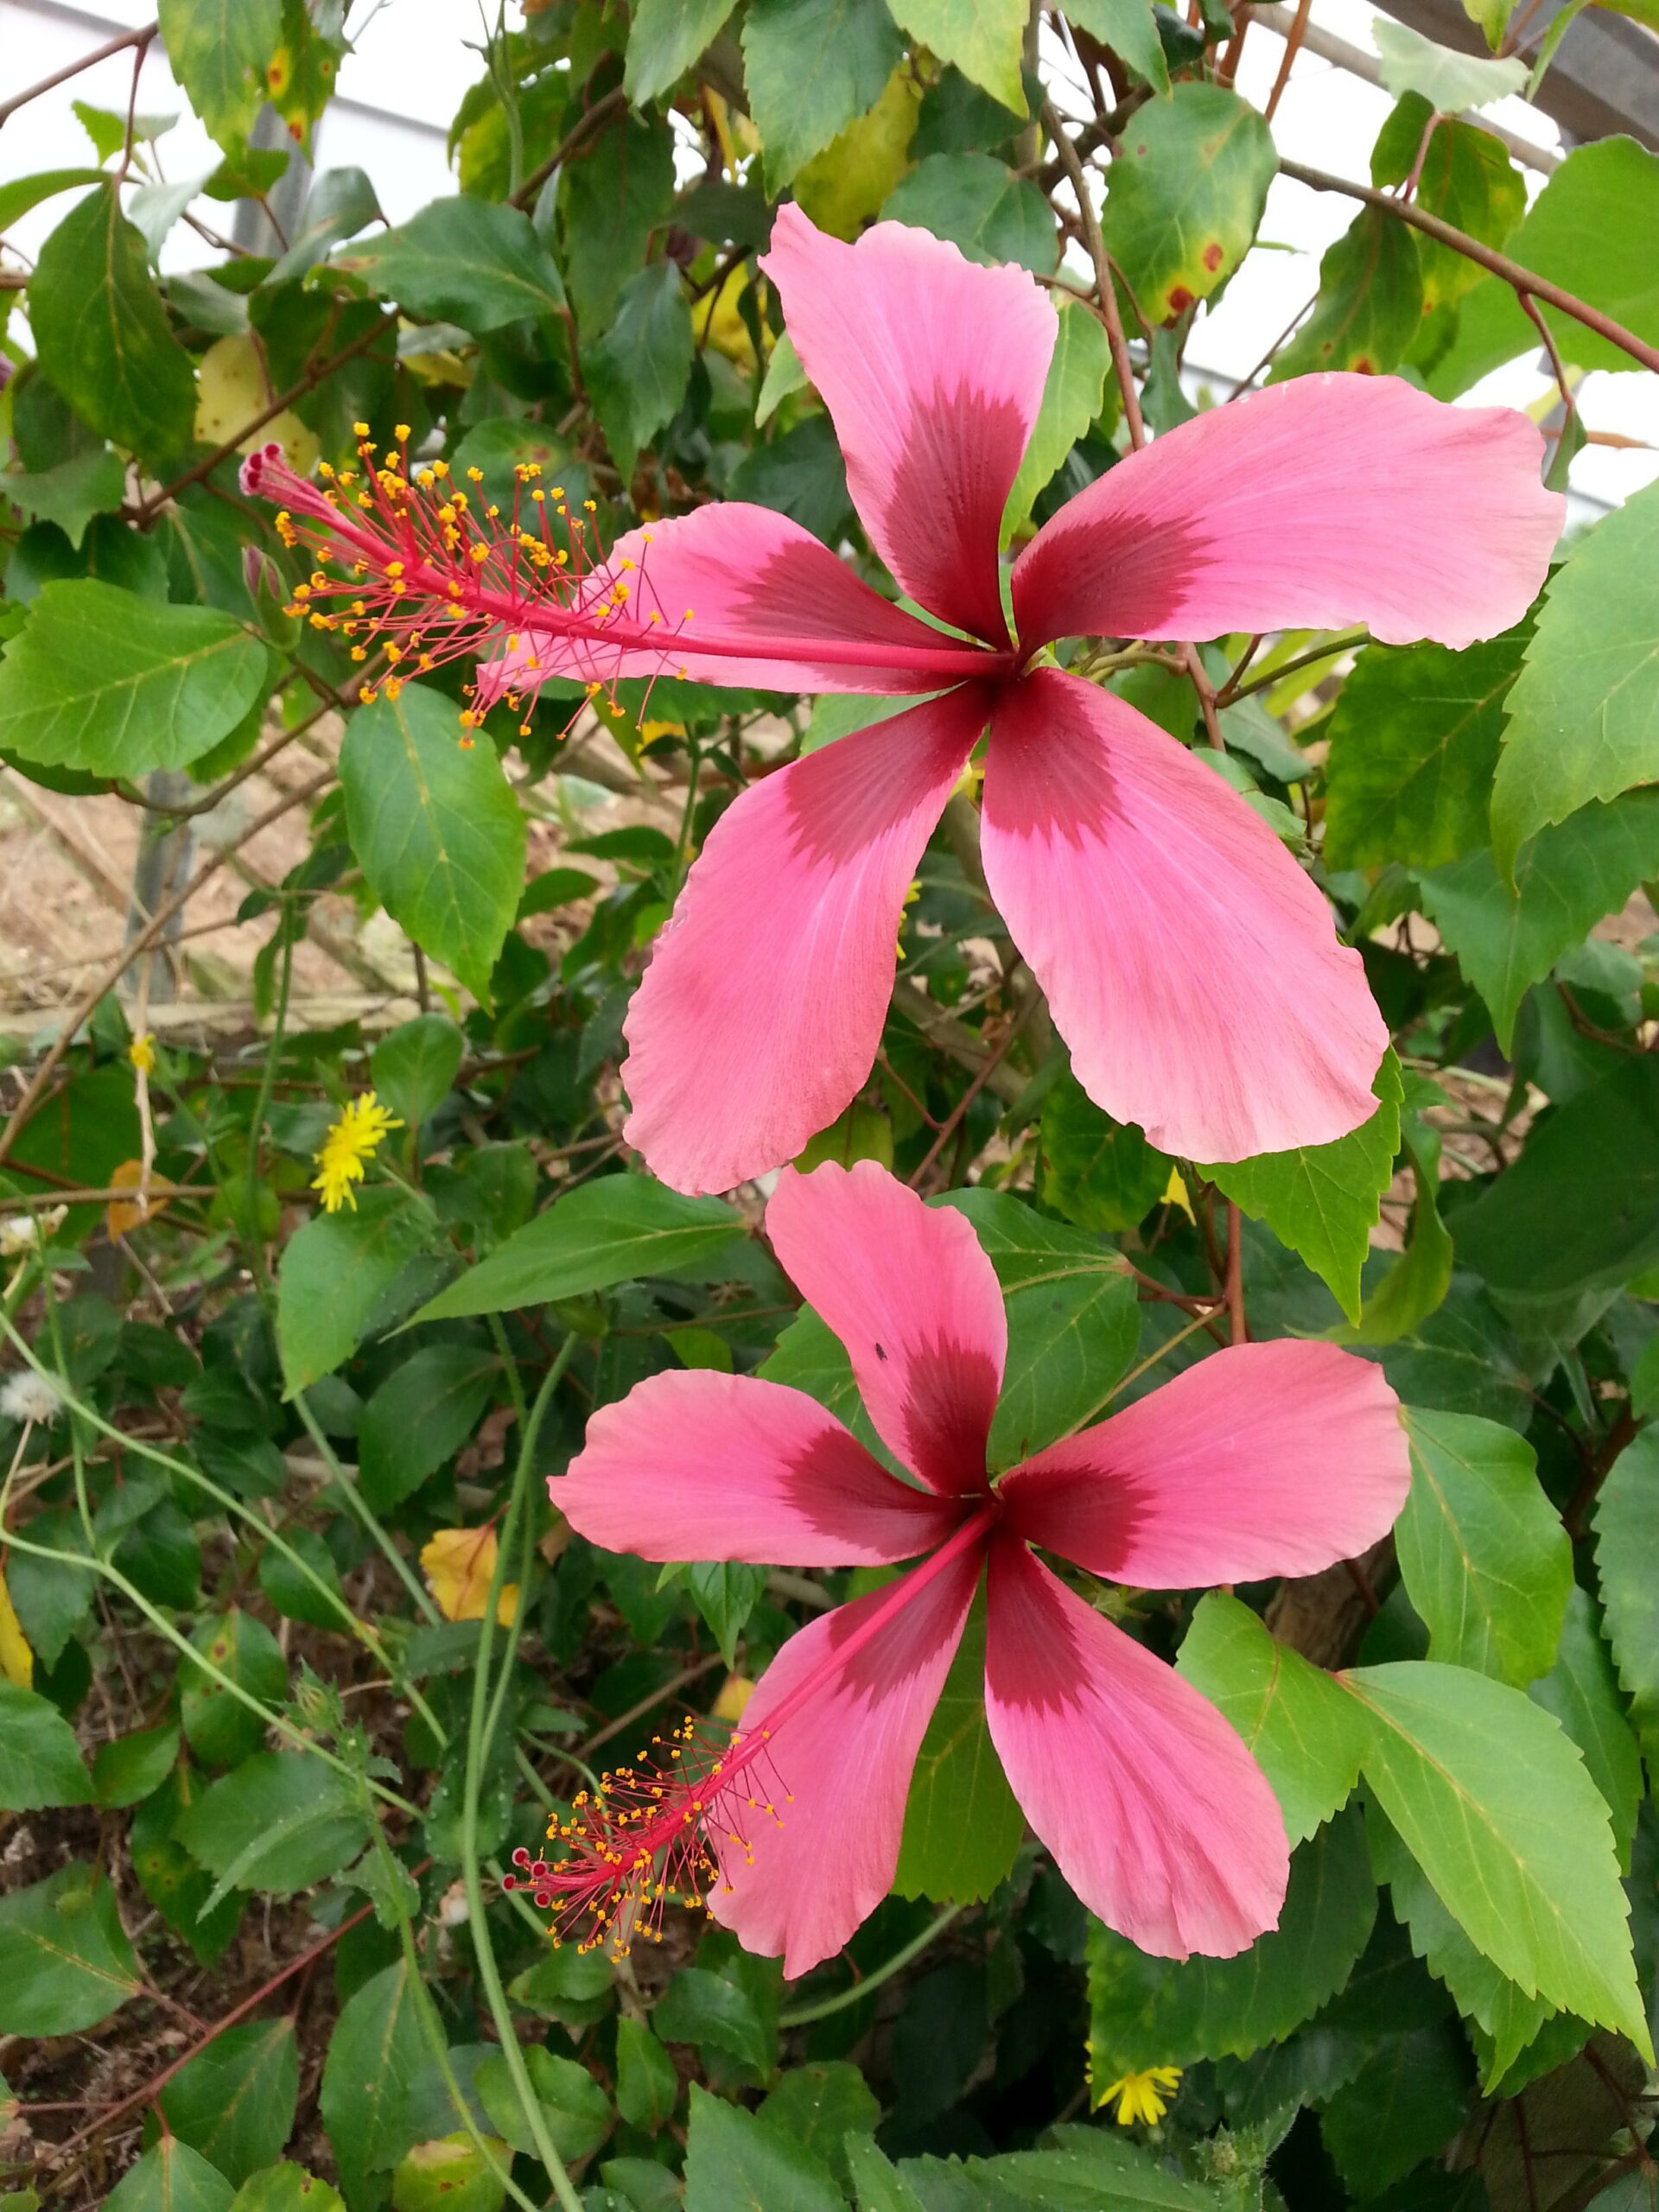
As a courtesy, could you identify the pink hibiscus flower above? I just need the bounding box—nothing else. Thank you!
[522,1161,1409,1977]
[244,207,1560,1192]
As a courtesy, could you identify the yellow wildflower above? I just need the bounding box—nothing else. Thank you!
[1096,2065,1183,2127]
[312,1090,403,1213]
[129,1033,156,1076]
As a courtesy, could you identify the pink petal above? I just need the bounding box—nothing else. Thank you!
[622,687,989,1195]
[760,205,1057,646]
[475,502,996,699]
[552,1370,963,1566]
[1000,1341,1408,1586]
[984,1538,1288,1958]
[766,1162,1005,1498]
[979,670,1387,1160]
[1013,374,1561,654]
[709,1543,981,1977]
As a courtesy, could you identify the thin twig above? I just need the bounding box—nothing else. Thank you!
[0,20,157,128]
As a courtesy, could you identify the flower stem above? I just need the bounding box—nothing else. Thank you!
[779,1904,963,2027]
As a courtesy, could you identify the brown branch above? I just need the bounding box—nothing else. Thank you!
[1563,1406,1638,1539]
[511,83,629,210]
[0,20,157,129]
[1224,1199,1248,1344]
[1263,0,1311,122]
[1279,158,1659,376]
[1041,99,1146,451]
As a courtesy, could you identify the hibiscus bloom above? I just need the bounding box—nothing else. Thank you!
[245,208,1560,1191]
[533,1161,1408,1977]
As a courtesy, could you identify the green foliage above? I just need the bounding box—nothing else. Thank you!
[742,0,906,193]
[625,0,740,105]
[157,2021,300,2186]
[1101,85,1276,321]
[893,1600,1024,1902]
[0,1863,142,2035]
[882,153,1058,271]
[105,2142,235,2212]
[0,1679,92,1809]
[175,1753,372,1909]
[1273,208,1425,381]
[584,261,696,480]
[320,1961,427,2199]
[341,197,567,329]
[1592,1427,1659,1770]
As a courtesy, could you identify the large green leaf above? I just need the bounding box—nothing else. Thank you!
[899,2126,1224,2208]
[1529,1585,1643,1873]
[1209,1052,1403,1326]
[683,2085,843,2212]
[1065,0,1169,92]
[1,447,125,550]
[1489,480,1659,874]
[1087,1808,1377,2072]
[893,1599,1024,1904]
[1003,300,1112,540]
[0,1862,141,2035]
[0,581,270,777]
[0,1680,92,1810]
[626,0,741,103]
[743,0,906,194]
[157,0,283,146]
[339,683,526,1004]
[1318,2020,1470,2196]
[1323,630,1529,870]
[1342,1662,1649,2054]
[340,196,565,331]
[558,111,677,334]
[1592,1426,1659,1772]
[320,1960,427,2200]
[158,2020,299,2185]
[881,153,1057,274]
[1271,207,1424,381]
[29,183,197,461]
[1040,1070,1171,1236]
[413,1174,745,1322]
[106,2141,236,2212]
[276,1187,431,1392]
[887,0,1027,111]
[584,260,696,480]
[1101,85,1275,322]
[1452,1057,1659,1297]
[1370,98,1525,311]
[1427,137,1659,395]
[358,1344,498,1511]
[1175,1594,1367,1847]
[1395,1408,1571,1686]
[181,1607,289,1767]
[1419,792,1659,1053]
[176,1752,372,1911]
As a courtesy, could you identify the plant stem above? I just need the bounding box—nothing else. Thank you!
[779,1905,963,2027]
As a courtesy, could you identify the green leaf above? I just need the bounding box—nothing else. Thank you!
[1452,1057,1659,1297]
[320,1960,427,2199]
[1061,0,1170,92]
[900,2126,1223,2207]
[683,2085,843,2212]
[1323,630,1529,871]
[1271,207,1424,380]
[1341,1661,1649,2055]
[159,2019,299,2185]
[887,0,1027,111]
[1395,1408,1571,1686]
[340,197,565,330]
[1424,793,1659,1052]
[106,2142,235,2212]
[1490,480,1659,875]
[180,1607,289,1768]
[157,0,283,146]
[228,2165,345,2212]
[371,1014,465,1131]
[0,1863,141,2035]
[614,2018,680,2133]
[0,1680,92,1810]
[257,1528,347,1631]
[894,1598,1024,1904]
[176,1751,372,1911]
[0,582,270,777]
[1529,1586,1643,1875]
[626,0,741,103]
[743,0,906,193]
[1593,1426,1659,1775]
[1003,301,1113,540]
[1040,1068,1172,1234]
[0,167,109,232]
[476,2046,613,2164]
[1088,1807,1377,2073]
[1319,2021,1470,2198]
[656,1963,779,2081]
[1176,1594,1367,1847]
[2,449,125,550]
[359,1344,497,1512]
[340,683,526,1004]
[1209,1052,1404,1326]
[1371,20,1527,109]
[761,2065,882,2192]
[1101,85,1276,323]
[880,153,1058,273]
[276,1187,431,1393]
[391,2138,506,2212]
[683,1560,766,1668]
[413,1175,745,1323]
[1427,139,1659,396]
[92,1723,181,1809]
[1370,99,1525,310]
[558,113,677,334]
[585,261,696,481]
[29,183,197,461]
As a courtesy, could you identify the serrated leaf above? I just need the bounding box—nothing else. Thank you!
[615,2018,679,2133]
[558,111,677,334]
[340,197,565,330]
[1490,480,1659,876]
[176,1752,372,1913]
[1,449,125,550]
[1088,1807,1377,2073]
[626,0,740,104]
[413,1174,744,1323]
[894,1599,1024,1904]
[1371,19,1527,107]
[1065,0,1170,93]
[1102,85,1275,322]
[880,153,1058,274]
[276,1186,431,1393]
[157,0,283,147]
[180,1607,287,1767]
[1209,1052,1403,1325]
[743,0,906,194]
[0,582,270,778]
[1592,1426,1659,1775]
[1341,1661,1649,2056]
[1530,1586,1643,1875]
[0,1863,141,2035]
[1395,1408,1571,1686]
[359,1344,497,1512]
[0,1680,92,1810]
[371,1014,465,1132]
[683,2086,843,2212]
[585,261,695,481]
[1319,2019,1470,2196]
[887,0,1027,110]
[476,2045,613,2164]
[340,683,526,1004]
[1039,1068,1172,1235]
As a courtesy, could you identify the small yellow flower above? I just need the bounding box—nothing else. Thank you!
[129,1033,156,1076]
[312,1090,403,1213]
[1096,2065,1183,2127]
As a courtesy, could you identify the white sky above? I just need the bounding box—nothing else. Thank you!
[2,0,1653,506]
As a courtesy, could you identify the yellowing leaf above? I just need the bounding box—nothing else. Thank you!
[194,334,320,472]
[713,1673,755,1722]
[106,1157,175,1239]
[795,65,923,239]
[0,1567,34,1688]
[696,268,767,373]
[420,1527,518,1626]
